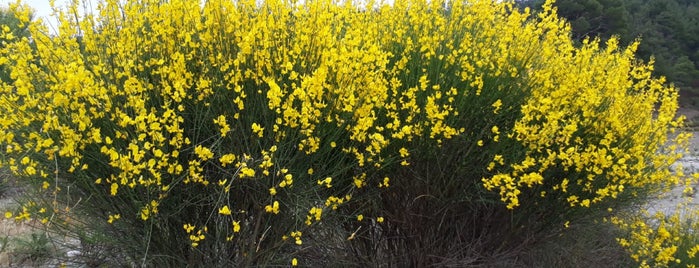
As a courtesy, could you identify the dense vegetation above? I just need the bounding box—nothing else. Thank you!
[518,0,699,104]
[0,0,696,266]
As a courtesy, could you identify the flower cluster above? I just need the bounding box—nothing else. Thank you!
[481,1,687,211]
[612,205,699,267]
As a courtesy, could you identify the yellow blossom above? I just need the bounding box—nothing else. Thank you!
[110,183,118,196]
[108,214,121,224]
[265,201,280,214]
[194,145,214,161]
[251,123,264,138]
[213,115,230,137]
[218,205,231,215]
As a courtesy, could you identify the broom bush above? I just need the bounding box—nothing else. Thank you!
[0,0,691,266]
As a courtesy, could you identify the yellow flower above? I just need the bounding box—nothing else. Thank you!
[306,207,323,225]
[290,231,303,245]
[108,214,121,224]
[110,183,118,196]
[580,199,590,207]
[379,177,390,188]
[265,201,280,214]
[141,207,150,221]
[265,78,283,110]
[317,177,332,188]
[399,147,409,158]
[218,205,231,215]
[183,224,196,233]
[251,123,264,138]
[687,245,699,258]
[239,167,256,178]
[213,115,230,137]
[491,99,502,114]
[280,174,293,187]
[194,145,214,161]
[219,153,236,167]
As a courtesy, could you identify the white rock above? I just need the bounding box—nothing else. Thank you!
[66,250,81,258]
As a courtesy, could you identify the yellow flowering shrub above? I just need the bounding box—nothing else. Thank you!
[481,4,687,211]
[613,206,699,267]
[0,0,689,265]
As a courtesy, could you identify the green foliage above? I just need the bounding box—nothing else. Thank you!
[9,232,52,264]
[0,7,32,84]
[0,176,8,198]
[0,235,8,254]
